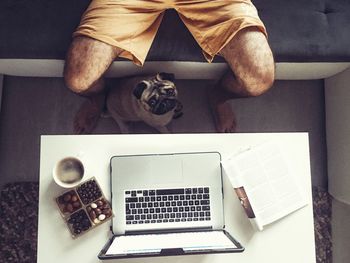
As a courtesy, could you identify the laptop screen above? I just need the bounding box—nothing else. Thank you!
[105,230,238,256]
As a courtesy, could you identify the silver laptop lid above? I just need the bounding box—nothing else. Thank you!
[110,152,224,234]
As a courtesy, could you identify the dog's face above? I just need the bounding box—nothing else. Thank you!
[133,73,178,115]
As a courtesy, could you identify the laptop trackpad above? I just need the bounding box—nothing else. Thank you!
[151,158,183,184]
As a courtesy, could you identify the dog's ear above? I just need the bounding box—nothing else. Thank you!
[158,72,175,81]
[133,82,147,99]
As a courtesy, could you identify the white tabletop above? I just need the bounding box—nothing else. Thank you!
[37,133,315,263]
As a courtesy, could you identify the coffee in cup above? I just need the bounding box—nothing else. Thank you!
[53,157,84,188]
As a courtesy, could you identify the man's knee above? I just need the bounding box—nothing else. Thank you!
[64,70,91,94]
[242,63,275,97]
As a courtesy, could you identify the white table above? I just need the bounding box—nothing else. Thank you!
[37,133,316,263]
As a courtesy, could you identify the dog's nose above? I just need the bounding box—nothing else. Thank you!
[153,99,177,115]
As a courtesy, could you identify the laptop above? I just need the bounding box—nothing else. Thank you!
[98,152,244,259]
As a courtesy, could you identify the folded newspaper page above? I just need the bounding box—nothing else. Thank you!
[221,141,308,231]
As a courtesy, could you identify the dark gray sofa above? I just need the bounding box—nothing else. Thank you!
[0,1,350,262]
[0,0,350,62]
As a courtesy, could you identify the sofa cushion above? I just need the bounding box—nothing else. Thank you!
[0,0,349,62]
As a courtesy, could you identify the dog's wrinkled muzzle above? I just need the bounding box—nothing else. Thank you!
[152,99,177,115]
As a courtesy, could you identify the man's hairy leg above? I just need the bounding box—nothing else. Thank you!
[209,27,275,132]
[64,36,122,134]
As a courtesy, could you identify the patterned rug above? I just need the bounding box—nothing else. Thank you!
[0,182,332,263]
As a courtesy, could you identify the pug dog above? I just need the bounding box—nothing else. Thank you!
[105,73,183,133]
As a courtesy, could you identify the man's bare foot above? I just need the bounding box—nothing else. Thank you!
[73,94,105,134]
[208,87,237,133]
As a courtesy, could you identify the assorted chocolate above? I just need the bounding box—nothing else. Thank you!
[55,177,113,238]
[57,190,82,214]
[87,198,112,224]
[77,179,102,205]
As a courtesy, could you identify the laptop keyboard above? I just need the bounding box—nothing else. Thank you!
[125,187,211,225]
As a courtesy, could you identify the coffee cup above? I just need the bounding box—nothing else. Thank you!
[53,157,85,188]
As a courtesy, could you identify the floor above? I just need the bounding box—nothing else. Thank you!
[0,76,327,189]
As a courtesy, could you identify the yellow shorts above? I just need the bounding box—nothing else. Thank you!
[73,0,267,66]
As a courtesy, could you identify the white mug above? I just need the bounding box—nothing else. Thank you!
[53,157,85,188]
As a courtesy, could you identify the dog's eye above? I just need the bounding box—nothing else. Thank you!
[149,98,157,107]
[166,89,175,96]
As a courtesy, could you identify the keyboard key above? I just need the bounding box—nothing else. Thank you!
[194,212,199,217]
[197,194,203,200]
[175,219,180,222]
[192,188,198,194]
[194,218,199,221]
[171,201,176,206]
[205,211,211,216]
[181,218,186,222]
[177,201,182,206]
[205,217,211,221]
[198,188,204,193]
[203,194,209,199]
[149,190,156,196]
[185,188,192,194]
[141,215,146,220]
[126,209,131,214]
[176,213,181,218]
[174,195,179,200]
[173,207,178,212]
[163,219,169,222]
[191,195,196,200]
[135,215,140,220]
[151,220,156,223]
[159,214,164,219]
[156,208,160,213]
[162,196,167,201]
[142,203,147,208]
[147,214,152,219]
[161,208,166,213]
[137,209,142,214]
[125,191,131,195]
[157,219,162,223]
[126,215,134,220]
[179,207,184,212]
[160,202,165,207]
[145,197,150,202]
[154,202,159,207]
[136,203,141,208]
[167,208,172,213]
[148,203,153,208]
[204,187,209,193]
[195,200,199,205]
[144,208,149,213]
[131,191,136,196]
[201,200,210,205]
[157,196,161,201]
[145,220,150,224]
[150,208,155,213]
[200,218,204,221]
[151,197,156,202]
[132,209,137,214]
[156,189,184,195]
[183,201,188,206]
[166,202,170,207]
[200,212,204,217]
[185,207,190,212]
[130,203,135,209]
[202,206,210,211]
[143,190,148,196]
[170,213,175,218]
[190,206,195,211]
[182,213,187,218]
[189,201,194,206]
[137,190,142,194]
[180,195,185,200]
[153,214,157,219]
[169,219,175,222]
[126,221,131,224]
[196,206,201,211]
[188,212,193,217]
[168,196,173,201]
[126,197,138,203]
[186,195,191,200]
[139,220,144,224]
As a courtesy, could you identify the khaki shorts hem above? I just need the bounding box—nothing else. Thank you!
[72,31,145,66]
[203,18,268,63]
